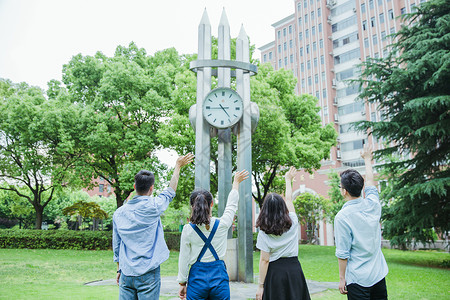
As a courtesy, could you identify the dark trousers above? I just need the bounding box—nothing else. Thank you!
[186,260,230,300]
[347,277,388,300]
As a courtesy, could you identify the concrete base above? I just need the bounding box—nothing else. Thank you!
[223,238,238,281]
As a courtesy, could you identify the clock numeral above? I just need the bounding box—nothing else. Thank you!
[208,99,212,102]
[229,94,233,98]
[228,118,231,123]
[208,114,212,117]
[214,93,217,98]
[222,91,225,96]
[233,114,238,118]
[235,107,240,110]
[206,106,210,109]
[234,100,238,103]
[221,120,224,125]
[213,118,217,123]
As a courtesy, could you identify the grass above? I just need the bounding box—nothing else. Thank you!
[0,246,448,299]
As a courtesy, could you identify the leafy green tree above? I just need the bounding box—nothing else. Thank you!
[0,79,83,229]
[353,0,450,245]
[62,43,187,208]
[62,200,108,231]
[293,192,330,244]
[327,172,345,222]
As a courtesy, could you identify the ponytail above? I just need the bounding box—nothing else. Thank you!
[189,189,213,226]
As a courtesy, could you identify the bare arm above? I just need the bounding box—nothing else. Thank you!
[169,153,194,192]
[361,145,375,187]
[256,250,271,300]
[284,166,297,212]
[338,258,348,294]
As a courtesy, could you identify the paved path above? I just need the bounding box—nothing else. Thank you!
[86,276,338,299]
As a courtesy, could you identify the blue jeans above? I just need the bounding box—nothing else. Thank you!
[119,266,160,300]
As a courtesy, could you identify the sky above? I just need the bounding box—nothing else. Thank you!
[0,0,294,90]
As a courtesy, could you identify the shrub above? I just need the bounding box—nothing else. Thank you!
[165,232,182,251]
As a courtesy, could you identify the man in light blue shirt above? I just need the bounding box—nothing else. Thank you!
[334,145,388,299]
[113,153,193,299]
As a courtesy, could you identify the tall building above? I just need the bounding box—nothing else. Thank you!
[259,0,424,245]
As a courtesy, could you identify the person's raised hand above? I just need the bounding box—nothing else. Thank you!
[233,170,249,185]
[176,153,194,168]
[360,144,373,160]
[284,166,297,182]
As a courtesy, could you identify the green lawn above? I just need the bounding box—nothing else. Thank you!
[0,246,448,299]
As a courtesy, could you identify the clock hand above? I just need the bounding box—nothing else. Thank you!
[219,104,230,117]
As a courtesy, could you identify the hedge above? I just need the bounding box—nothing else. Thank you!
[0,229,258,251]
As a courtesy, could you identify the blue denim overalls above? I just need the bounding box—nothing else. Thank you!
[186,219,230,300]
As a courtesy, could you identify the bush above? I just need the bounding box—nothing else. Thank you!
[0,229,112,250]
[165,232,182,251]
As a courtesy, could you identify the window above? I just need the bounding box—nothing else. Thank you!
[333,32,359,49]
[322,72,325,82]
[331,1,357,16]
[383,49,388,57]
[381,31,386,41]
[341,139,367,152]
[308,76,312,85]
[319,23,322,32]
[314,57,318,67]
[320,55,324,64]
[315,74,319,84]
[277,31,281,39]
[318,8,321,17]
[302,79,305,88]
[300,47,304,57]
[284,42,287,51]
[364,37,369,48]
[362,20,367,31]
[304,0,307,8]
[332,15,357,33]
[312,26,316,35]
[369,0,374,9]
[306,29,309,38]
[361,3,366,13]
[379,13,385,24]
[340,123,353,133]
[269,52,273,59]
[298,17,302,26]
[390,27,396,34]
[323,88,327,99]
[263,54,267,62]
[313,42,317,51]
[371,112,377,122]
[278,44,281,53]
[283,28,287,36]
[401,7,406,15]
[297,2,301,11]
[311,11,315,21]
[299,32,303,41]
[411,4,417,13]
[307,60,311,69]
[371,17,376,27]
[324,106,328,116]
[316,91,319,99]
[389,9,394,20]
[334,48,361,64]
[301,63,305,71]
[305,14,308,23]
[320,39,324,48]
[336,68,357,81]
[373,34,378,45]
[290,39,293,48]
[337,84,359,97]
[289,25,292,34]
[284,57,288,66]
[290,54,294,63]
[338,102,364,115]
[99,184,104,193]
[278,59,282,68]
[306,44,310,54]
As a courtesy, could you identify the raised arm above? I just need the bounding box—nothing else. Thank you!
[284,166,297,212]
[221,170,249,227]
[169,153,194,192]
[361,145,375,187]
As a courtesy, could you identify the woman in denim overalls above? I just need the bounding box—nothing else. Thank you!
[177,170,248,300]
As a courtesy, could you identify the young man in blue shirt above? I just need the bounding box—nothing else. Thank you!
[334,145,388,299]
[113,153,194,300]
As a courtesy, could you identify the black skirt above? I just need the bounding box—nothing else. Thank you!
[263,256,311,300]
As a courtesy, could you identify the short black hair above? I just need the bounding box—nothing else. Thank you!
[340,169,364,197]
[256,193,292,236]
[134,170,155,195]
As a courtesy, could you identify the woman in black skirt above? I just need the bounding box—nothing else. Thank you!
[255,167,311,300]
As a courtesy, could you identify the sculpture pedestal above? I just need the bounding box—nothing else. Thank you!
[223,238,238,281]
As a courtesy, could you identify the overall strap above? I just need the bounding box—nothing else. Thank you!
[189,219,220,262]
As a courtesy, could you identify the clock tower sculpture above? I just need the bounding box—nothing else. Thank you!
[188,9,258,283]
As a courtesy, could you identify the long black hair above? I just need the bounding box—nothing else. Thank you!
[189,189,213,226]
[256,193,292,236]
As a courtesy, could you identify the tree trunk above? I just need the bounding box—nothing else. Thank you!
[34,206,44,229]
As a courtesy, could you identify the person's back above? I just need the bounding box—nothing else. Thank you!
[334,146,388,299]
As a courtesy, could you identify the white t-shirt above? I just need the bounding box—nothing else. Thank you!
[256,212,299,262]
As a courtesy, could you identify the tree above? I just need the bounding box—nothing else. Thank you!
[0,79,83,229]
[62,200,108,231]
[293,192,330,244]
[62,43,187,208]
[327,172,345,222]
[353,0,450,245]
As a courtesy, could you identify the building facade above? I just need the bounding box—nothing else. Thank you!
[259,0,424,245]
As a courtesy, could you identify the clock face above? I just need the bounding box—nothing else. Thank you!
[202,88,243,129]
